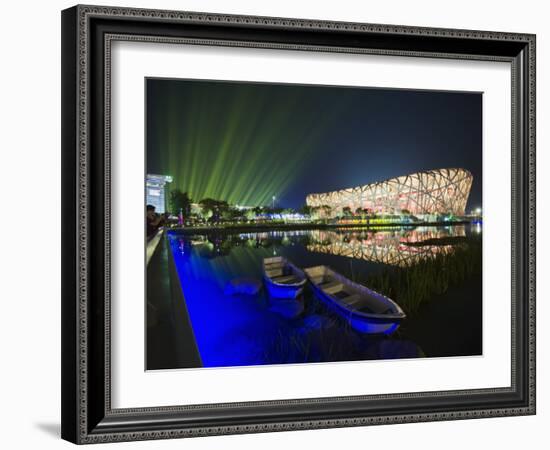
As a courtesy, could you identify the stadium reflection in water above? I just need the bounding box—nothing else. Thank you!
[306,227,466,268]
[169,225,481,368]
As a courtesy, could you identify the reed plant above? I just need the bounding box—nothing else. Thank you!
[363,238,482,314]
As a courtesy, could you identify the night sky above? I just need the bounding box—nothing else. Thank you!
[146,78,482,211]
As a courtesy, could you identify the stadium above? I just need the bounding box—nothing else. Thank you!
[305,168,473,219]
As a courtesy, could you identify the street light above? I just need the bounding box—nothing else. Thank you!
[272,195,276,209]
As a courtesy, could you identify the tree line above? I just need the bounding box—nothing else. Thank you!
[169,189,308,223]
[169,188,413,223]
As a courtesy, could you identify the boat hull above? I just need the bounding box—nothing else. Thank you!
[264,276,305,299]
[263,257,307,299]
[310,281,402,335]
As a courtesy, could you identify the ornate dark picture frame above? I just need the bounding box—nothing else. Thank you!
[61,4,536,444]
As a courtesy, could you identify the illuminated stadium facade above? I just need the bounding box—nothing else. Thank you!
[306,168,473,219]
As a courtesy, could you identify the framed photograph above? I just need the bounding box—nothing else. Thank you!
[61,5,536,444]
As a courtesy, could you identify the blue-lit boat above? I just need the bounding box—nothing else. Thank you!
[263,256,307,299]
[304,265,406,335]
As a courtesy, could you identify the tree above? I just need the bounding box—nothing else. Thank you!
[197,206,213,222]
[199,198,229,222]
[245,209,257,221]
[309,206,320,220]
[264,206,283,215]
[401,209,411,215]
[170,189,192,216]
[342,206,352,217]
[321,205,332,219]
[220,209,234,222]
[355,207,371,218]
[299,204,312,216]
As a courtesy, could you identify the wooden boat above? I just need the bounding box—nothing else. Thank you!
[304,265,406,334]
[263,256,307,299]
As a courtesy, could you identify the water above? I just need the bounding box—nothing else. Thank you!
[168,224,482,368]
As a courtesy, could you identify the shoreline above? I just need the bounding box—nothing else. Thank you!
[166,220,474,235]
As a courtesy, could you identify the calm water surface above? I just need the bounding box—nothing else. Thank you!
[168,224,482,368]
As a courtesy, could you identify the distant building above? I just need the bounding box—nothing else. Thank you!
[146,174,173,213]
[233,204,255,211]
[306,168,473,220]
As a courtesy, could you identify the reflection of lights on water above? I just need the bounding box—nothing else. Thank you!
[172,224,474,266]
[305,226,468,267]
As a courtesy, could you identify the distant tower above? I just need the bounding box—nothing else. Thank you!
[146,174,173,213]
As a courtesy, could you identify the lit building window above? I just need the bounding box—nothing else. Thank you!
[146,174,173,213]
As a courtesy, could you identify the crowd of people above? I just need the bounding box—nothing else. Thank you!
[146,205,167,239]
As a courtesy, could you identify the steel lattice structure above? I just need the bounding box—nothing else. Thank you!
[306,168,473,218]
[306,228,466,268]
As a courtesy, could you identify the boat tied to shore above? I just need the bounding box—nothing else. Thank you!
[304,265,406,334]
[263,256,307,299]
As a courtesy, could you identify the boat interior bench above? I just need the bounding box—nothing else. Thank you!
[272,275,300,284]
[319,280,344,295]
[338,293,364,307]
[333,290,392,314]
[309,276,324,285]
[265,268,284,278]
